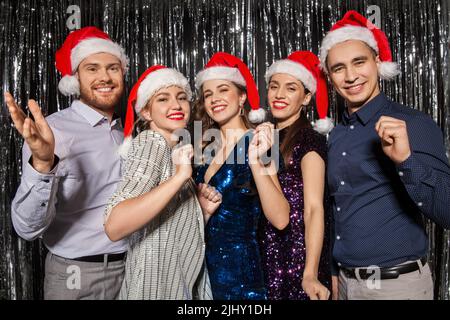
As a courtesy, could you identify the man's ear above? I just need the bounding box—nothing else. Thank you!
[375,55,381,65]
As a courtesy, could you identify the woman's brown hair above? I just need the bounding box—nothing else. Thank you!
[277,87,312,167]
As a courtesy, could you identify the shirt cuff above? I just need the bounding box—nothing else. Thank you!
[22,157,59,189]
[396,154,434,187]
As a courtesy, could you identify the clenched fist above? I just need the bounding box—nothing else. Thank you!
[375,116,411,165]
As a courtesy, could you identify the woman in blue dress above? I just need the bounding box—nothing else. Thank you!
[193,52,290,300]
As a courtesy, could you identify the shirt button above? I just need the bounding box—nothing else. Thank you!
[342,152,347,156]
[350,125,355,130]
[417,202,423,207]
[337,207,341,212]
[336,235,341,240]
[398,171,404,177]
[340,181,345,186]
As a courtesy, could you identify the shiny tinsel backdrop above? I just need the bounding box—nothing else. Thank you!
[0,0,449,300]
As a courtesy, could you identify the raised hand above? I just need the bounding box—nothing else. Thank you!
[5,92,55,173]
[172,143,194,182]
[249,122,275,165]
[197,183,222,222]
[375,116,411,165]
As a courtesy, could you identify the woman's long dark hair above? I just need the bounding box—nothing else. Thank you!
[277,88,312,167]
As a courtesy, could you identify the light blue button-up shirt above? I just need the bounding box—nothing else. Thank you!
[12,100,127,259]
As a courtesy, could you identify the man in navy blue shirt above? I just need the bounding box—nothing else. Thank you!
[319,11,450,299]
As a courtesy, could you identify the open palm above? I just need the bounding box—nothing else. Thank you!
[5,92,55,172]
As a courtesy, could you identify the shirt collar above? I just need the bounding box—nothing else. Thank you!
[342,92,389,126]
[356,92,389,125]
[342,108,355,126]
[71,100,110,127]
[111,113,122,129]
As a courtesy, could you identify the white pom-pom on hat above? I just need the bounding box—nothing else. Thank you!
[248,108,267,124]
[378,61,400,80]
[117,136,132,159]
[57,75,80,96]
[313,117,334,135]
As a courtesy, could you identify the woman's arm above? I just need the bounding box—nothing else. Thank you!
[105,174,188,242]
[105,143,193,242]
[250,160,290,230]
[249,123,290,230]
[300,151,330,300]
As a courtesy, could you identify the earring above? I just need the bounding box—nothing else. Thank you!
[240,106,244,116]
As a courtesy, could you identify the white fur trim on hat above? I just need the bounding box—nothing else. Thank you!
[71,38,129,73]
[195,66,246,89]
[319,25,378,72]
[58,74,80,96]
[248,108,266,123]
[135,68,192,113]
[313,117,334,135]
[265,59,317,93]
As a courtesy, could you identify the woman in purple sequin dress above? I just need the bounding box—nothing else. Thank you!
[259,51,333,300]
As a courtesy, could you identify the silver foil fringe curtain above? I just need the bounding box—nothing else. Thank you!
[0,0,449,300]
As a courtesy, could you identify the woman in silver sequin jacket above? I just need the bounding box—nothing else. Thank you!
[104,66,219,300]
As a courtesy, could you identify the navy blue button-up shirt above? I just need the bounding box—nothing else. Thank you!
[327,92,450,270]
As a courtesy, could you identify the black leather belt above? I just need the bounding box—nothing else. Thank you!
[342,257,427,280]
[72,252,126,263]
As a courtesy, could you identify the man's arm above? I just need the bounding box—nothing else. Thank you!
[376,115,450,228]
[11,144,60,240]
[6,92,59,240]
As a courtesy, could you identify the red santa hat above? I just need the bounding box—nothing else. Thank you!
[265,51,333,135]
[195,52,266,123]
[319,10,400,80]
[118,65,192,157]
[55,26,129,96]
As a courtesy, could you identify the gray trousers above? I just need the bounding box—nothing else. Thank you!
[338,259,434,300]
[44,252,125,300]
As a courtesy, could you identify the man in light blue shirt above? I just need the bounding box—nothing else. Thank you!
[6,26,129,299]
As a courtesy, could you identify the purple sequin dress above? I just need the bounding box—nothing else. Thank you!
[259,127,332,300]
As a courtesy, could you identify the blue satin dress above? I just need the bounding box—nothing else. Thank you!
[194,131,267,300]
